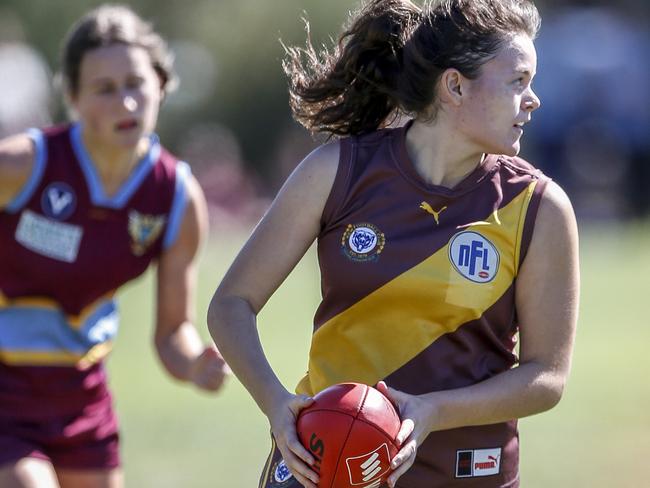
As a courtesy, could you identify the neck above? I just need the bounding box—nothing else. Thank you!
[405,118,484,188]
[81,129,150,196]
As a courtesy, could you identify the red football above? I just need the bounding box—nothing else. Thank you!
[297,382,401,488]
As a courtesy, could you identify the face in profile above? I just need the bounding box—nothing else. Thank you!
[70,43,163,150]
[457,33,541,157]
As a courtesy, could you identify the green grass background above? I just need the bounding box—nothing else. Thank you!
[109,223,650,487]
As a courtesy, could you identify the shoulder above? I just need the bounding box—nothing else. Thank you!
[282,140,341,202]
[527,181,577,255]
[0,133,36,167]
[537,181,576,230]
[293,140,340,182]
[0,133,37,209]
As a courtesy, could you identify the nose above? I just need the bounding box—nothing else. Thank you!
[523,88,541,112]
[122,94,138,112]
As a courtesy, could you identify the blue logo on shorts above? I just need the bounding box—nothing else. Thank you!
[274,459,293,483]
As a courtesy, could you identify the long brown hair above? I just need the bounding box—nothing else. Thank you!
[284,0,541,136]
[61,4,177,97]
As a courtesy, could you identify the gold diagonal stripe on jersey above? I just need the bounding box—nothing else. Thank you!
[0,291,116,330]
[0,341,113,367]
[297,181,538,396]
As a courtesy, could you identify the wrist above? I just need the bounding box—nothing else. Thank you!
[258,385,293,418]
[421,391,445,432]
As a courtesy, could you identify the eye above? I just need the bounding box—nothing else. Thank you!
[95,84,116,95]
[126,76,145,90]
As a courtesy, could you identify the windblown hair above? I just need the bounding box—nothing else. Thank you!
[61,4,177,97]
[283,0,541,136]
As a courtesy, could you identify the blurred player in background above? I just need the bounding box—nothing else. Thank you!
[0,5,229,487]
[209,0,579,487]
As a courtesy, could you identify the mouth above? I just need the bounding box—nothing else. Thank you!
[115,119,139,132]
[512,121,527,134]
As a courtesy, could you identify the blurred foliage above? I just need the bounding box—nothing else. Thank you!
[0,0,360,182]
[1,0,648,192]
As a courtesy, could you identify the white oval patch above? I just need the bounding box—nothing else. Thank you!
[449,231,500,283]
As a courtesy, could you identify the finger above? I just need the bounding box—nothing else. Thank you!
[395,418,415,447]
[196,346,219,364]
[199,362,233,389]
[287,435,316,466]
[200,372,226,391]
[388,440,417,487]
[291,469,318,488]
[280,447,319,486]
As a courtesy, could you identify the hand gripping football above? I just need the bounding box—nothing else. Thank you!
[297,382,401,488]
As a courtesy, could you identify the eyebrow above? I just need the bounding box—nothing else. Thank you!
[513,68,535,77]
[88,77,116,85]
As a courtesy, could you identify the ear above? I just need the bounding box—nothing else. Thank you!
[438,68,464,106]
[63,89,80,120]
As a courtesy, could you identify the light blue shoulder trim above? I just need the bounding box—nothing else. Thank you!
[162,161,191,250]
[70,122,160,209]
[5,129,47,214]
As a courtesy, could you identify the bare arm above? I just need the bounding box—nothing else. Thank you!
[207,142,340,487]
[0,134,35,210]
[385,181,579,484]
[155,172,228,391]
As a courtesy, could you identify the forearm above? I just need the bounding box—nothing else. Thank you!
[207,294,291,415]
[426,360,566,432]
[155,321,204,382]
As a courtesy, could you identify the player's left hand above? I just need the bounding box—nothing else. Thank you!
[189,345,231,392]
[376,381,435,488]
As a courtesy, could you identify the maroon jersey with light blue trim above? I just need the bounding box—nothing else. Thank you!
[0,124,178,316]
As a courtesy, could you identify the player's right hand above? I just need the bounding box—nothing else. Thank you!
[267,393,319,488]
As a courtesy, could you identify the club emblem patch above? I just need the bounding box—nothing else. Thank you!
[341,223,385,262]
[41,182,76,220]
[128,210,166,256]
[269,459,293,486]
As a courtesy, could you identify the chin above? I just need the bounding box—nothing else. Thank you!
[501,140,521,157]
[115,131,145,148]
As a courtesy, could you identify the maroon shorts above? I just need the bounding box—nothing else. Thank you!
[0,362,120,470]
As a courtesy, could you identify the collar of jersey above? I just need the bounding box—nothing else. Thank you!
[390,119,499,197]
[70,122,161,209]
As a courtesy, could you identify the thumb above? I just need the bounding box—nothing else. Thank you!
[291,394,314,413]
[196,346,232,375]
[376,381,403,411]
[198,346,219,361]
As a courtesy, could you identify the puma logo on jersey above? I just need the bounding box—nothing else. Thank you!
[420,202,447,225]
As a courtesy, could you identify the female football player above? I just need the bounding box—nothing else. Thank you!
[208,1,579,487]
[0,5,229,487]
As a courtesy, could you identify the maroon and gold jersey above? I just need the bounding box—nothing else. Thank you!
[296,122,548,487]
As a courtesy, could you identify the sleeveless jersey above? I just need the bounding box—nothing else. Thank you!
[0,123,190,369]
[296,122,549,487]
